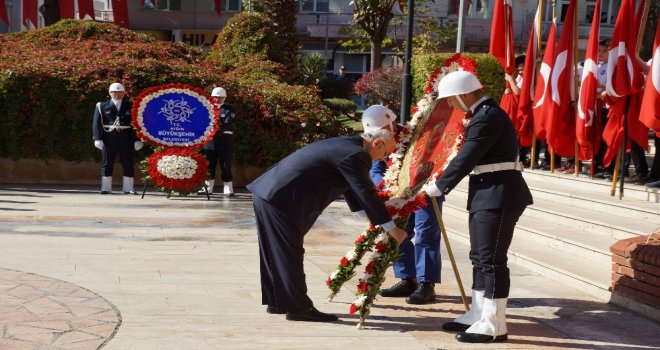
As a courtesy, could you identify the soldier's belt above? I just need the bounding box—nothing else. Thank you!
[222,131,233,134]
[103,125,132,132]
[473,161,523,175]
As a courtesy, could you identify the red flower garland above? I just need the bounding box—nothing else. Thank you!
[147,147,208,191]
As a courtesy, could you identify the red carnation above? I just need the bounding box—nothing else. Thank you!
[340,257,349,267]
[358,281,368,293]
[365,261,375,274]
[368,223,377,231]
[375,242,386,253]
[349,303,359,315]
[355,235,366,245]
[326,276,332,286]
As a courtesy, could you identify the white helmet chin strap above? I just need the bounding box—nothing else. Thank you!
[456,95,469,111]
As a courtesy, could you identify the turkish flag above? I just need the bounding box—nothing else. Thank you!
[517,7,541,147]
[22,0,38,28]
[532,21,556,141]
[58,0,75,19]
[602,0,648,166]
[112,0,130,27]
[0,0,8,26]
[542,0,577,157]
[490,0,514,74]
[214,0,222,16]
[576,0,602,160]
[77,0,95,20]
[640,20,660,134]
[501,89,519,130]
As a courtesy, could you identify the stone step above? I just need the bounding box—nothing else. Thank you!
[440,211,612,301]
[450,185,656,240]
[522,168,660,203]
[519,176,660,222]
[442,200,612,266]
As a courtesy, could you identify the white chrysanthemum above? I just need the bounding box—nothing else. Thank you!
[353,295,368,307]
[345,249,357,261]
[157,155,198,179]
[330,271,338,280]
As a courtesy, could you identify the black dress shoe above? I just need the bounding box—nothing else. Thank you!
[456,332,508,343]
[442,321,470,332]
[124,191,138,195]
[379,278,417,297]
[286,307,338,322]
[266,305,286,314]
[405,282,436,304]
[100,191,110,195]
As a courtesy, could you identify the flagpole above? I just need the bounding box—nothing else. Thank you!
[572,0,579,176]
[530,0,544,170]
[400,0,414,124]
[456,0,465,52]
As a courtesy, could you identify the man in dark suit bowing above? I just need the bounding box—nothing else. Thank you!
[247,106,407,323]
[424,71,533,343]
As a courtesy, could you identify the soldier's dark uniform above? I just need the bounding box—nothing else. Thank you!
[203,103,235,194]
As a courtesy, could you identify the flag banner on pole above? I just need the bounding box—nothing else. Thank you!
[58,0,75,19]
[640,20,660,134]
[77,0,96,20]
[0,0,9,26]
[490,0,514,73]
[532,21,556,141]
[602,0,649,165]
[541,0,577,157]
[22,0,38,28]
[577,0,602,160]
[517,5,541,147]
[214,0,222,16]
[111,0,130,27]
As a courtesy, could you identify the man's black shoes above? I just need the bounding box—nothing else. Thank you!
[379,278,417,297]
[266,305,286,314]
[442,322,470,332]
[405,282,436,304]
[286,307,338,322]
[100,191,110,195]
[456,332,508,343]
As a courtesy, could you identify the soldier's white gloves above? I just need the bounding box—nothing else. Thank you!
[94,140,104,150]
[423,182,443,197]
[134,141,144,151]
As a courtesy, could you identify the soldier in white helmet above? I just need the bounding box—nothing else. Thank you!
[424,71,533,343]
[200,87,236,197]
[92,82,143,195]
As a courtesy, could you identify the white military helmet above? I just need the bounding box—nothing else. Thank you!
[361,105,397,134]
[211,87,227,97]
[435,70,483,99]
[108,83,125,92]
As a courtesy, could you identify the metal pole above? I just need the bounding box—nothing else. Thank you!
[399,0,414,124]
[456,0,465,52]
[324,13,329,58]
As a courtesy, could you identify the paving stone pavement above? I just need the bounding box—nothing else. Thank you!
[0,185,659,350]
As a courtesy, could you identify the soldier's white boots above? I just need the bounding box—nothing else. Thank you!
[457,298,508,343]
[123,176,136,194]
[455,289,485,325]
[101,176,112,194]
[223,181,234,197]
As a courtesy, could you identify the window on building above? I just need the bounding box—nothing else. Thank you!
[155,0,181,11]
[223,0,242,11]
[297,0,329,13]
[466,0,491,19]
[546,0,620,25]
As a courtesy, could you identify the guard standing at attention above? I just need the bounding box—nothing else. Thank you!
[201,87,236,197]
[424,71,533,343]
[92,82,143,195]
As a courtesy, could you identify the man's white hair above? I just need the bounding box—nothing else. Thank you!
[362,129,394,142]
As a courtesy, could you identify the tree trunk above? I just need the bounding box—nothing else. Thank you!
[370,36,383,71]
[39,0,61,26]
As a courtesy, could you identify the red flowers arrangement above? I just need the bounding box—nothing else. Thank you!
[146,147,208,196]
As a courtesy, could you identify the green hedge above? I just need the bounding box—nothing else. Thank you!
[412,53,505,103]
[0,20,346,167]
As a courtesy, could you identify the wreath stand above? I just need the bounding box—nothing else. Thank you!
[431,197,469,311]
[140,180,211,201]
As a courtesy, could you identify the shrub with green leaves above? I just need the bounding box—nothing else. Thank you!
[412,53,504,103]
[208,12,282,72]
[299,52,328,85]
